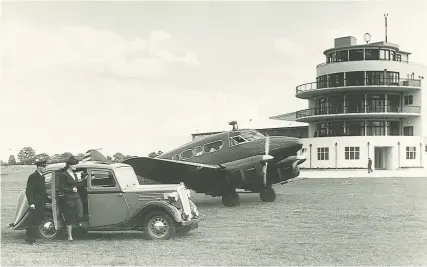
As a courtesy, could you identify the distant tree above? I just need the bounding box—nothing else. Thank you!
[113,152,125,162]
[157,151,163,156]
[75,153,85,161]
[106,156,113,162]
[36,153,50,162]
[8,155,17,165]
[17,147,36,165]
[49,154,62,164]
[1,160,7,166]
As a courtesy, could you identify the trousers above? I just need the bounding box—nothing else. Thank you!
[25,209,44,242]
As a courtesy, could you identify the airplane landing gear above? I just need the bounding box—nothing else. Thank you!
[221,191,240,207]
[260,187,276,202]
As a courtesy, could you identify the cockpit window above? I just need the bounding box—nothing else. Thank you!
[229,130,264,146]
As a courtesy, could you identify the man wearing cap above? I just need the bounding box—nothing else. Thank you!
[25,159,48,245]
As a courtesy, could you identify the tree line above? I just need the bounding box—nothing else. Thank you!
[1,147,163,166]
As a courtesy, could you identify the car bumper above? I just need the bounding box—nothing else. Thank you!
[180,215,205,228]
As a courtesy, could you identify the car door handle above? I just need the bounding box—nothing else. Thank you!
[116,193,123,196]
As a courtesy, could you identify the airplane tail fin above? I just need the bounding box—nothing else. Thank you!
[80,149,109,163]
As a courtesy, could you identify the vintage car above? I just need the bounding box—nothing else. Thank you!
[9,161,201,240]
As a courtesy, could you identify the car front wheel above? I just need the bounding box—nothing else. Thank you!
[38,212,62,239]
[143,210,176,240]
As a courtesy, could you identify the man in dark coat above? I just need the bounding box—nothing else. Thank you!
[368,158,373,173]
[25,159,48,244]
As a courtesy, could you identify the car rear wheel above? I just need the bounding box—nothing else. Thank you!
[143,210,176,240]
[38,212,62,239]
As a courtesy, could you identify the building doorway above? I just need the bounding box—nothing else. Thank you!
[374,147,393,170]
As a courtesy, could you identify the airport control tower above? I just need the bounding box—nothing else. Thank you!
[271,32,427,170]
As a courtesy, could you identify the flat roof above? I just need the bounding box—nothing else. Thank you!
[191,119,308,136]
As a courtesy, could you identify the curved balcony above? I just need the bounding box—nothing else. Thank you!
[296,78,421,99]
[295,105,421,123]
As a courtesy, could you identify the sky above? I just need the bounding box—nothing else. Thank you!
[1,1,427,161]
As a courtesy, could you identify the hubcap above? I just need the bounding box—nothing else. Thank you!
[148,216,169,238]
[39,218,57,238]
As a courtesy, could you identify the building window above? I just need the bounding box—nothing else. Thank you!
[365,49,380,60]
[346,71,365,86]
[380,49,390,60]
[425,145,427,152]
[317,147,329,160]
[349,49,364,61]
[367,121,386,136]
[346,121,365,136]
[328,72,345,87]
[396,54,401,62]
[404,95,413,105]
[316,75,328,89]
[403,126,414,136]
[345,147,360,160]
[335,50,349,62]
[406,147,416,159]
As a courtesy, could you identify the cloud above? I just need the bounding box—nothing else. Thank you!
[1,20,201,78]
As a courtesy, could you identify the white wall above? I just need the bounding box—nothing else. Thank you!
[299,136,423,169]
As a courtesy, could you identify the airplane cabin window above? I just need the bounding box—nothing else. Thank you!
[180,149,193,160]
[193,146,203,156]
[90,170,117,188]
[172,154,180,161]
[203,140,224,153]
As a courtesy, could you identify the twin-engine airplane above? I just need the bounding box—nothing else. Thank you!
[124,122,306,207]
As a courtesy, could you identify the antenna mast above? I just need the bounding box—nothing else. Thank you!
[384,14,388,43]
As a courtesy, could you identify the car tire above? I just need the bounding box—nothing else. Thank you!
[143,210,176,240]
[38,212,63,239]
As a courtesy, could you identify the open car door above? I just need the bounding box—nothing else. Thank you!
[51,171,63,230]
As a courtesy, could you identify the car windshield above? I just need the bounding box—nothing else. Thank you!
[114,166,139,190]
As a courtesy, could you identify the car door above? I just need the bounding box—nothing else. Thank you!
[50,171,63,230]
[86,169,129,227]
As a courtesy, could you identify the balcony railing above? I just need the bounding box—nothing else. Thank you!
[295,105,421,119]
[296,78,421,95]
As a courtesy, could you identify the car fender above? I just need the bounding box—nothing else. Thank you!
[136,201,182,223]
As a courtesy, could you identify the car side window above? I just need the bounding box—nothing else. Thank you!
[90,170,117,188]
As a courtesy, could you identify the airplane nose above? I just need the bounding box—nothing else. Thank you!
[269,136,303,154]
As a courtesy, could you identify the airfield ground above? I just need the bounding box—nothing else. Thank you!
[1,166,427,266]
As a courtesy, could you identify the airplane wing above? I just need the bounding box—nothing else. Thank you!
[123,157,230,193]
[123,155,275,193]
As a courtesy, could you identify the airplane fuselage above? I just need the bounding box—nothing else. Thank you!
[157,129,303,194]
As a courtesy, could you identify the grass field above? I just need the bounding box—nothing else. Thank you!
[2,166,427,266]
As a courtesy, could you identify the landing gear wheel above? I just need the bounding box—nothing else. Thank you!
[38,212,62,239]
[260,187,276,202]
[221,191,240,207]
[143,210,176,240]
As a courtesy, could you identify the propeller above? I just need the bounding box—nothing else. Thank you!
[262,135,270,187]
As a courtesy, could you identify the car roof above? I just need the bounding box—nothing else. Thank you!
[45,161,131,171]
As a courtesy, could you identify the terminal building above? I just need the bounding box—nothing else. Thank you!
[271,35,426,170]
[192,34,426,170]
